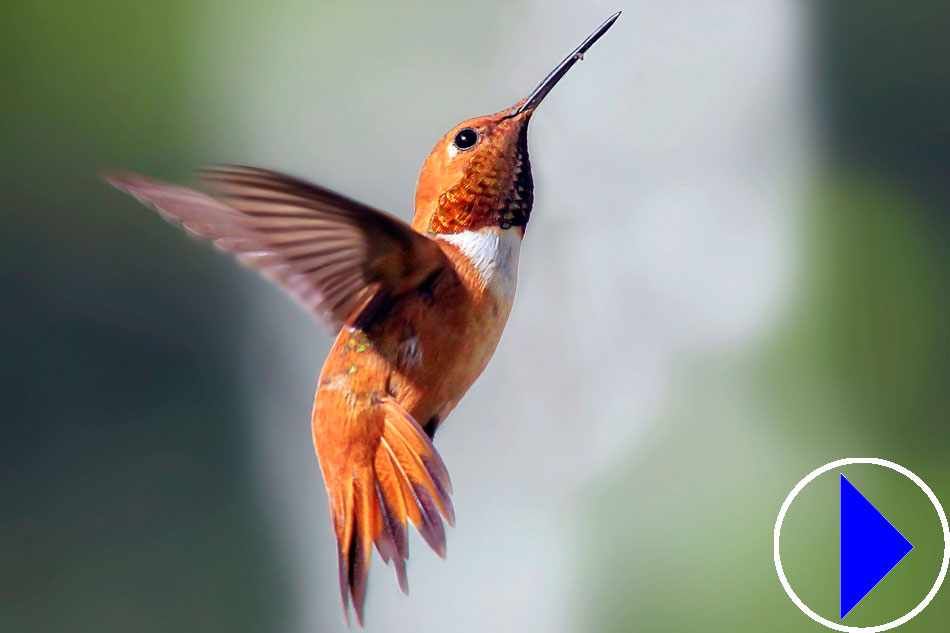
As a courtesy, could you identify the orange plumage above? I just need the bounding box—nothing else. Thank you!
[106,12,619,625]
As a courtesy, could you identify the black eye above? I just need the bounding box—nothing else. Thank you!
[453,128,478,150]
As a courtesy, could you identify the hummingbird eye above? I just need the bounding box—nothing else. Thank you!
[452,128,479,151]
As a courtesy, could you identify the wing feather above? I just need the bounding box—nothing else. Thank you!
[107,166,446,331]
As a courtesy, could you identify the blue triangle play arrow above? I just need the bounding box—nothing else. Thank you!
[840,474,914,619]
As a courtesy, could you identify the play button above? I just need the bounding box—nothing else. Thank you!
[840,474,914,620]
[775,458,950,631]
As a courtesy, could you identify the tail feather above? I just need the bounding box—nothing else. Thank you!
[325,398,454,625]
[373,481,408,592]
[334,474,376,626]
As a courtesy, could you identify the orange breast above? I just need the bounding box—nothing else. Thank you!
[313,229,518,448]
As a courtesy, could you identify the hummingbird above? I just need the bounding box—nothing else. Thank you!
[107,12,619,625]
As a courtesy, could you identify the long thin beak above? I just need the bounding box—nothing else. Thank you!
[511,11,621,116]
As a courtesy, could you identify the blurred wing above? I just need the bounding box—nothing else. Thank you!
[107,166,446,331]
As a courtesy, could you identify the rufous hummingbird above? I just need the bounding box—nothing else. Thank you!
[107,11,619,625]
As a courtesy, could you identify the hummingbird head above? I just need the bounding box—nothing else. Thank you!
[414,107,534,236]
[413,12,620,237]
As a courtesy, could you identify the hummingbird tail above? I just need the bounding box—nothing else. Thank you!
[323,398,454,626]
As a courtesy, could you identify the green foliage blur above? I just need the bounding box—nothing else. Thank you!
[576,3,949,632]
[1,2,287,632]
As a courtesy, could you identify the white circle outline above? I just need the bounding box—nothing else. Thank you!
[774,457,949,632]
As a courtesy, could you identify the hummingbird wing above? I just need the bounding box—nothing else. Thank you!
[107,166,446,331]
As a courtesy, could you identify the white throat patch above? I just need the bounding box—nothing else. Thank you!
[435,229,522,300]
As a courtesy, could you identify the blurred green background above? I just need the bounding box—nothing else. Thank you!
[1,1,947,632]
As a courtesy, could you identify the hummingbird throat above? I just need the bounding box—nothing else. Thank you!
[427,123,534,235]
